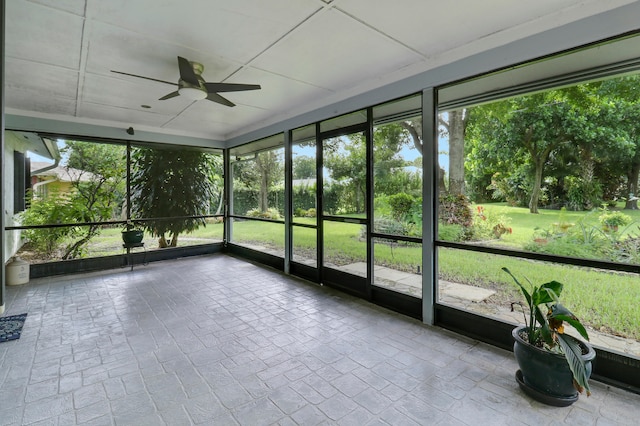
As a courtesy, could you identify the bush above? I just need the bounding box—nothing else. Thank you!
[598,210,631,229]
[473,205,512,240]
[305,208,316,217]
[294,208,307,217]
[438,223,465,242]
[19,191,76,255]
[439,194,473,228]
[388,193,414,221]
[246,208,282,220]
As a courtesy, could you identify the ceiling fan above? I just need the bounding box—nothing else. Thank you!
[111,56,261,107]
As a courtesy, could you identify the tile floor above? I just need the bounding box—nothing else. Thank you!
[0,254,638,425]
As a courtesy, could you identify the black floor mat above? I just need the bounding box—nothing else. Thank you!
[0,313,28,343]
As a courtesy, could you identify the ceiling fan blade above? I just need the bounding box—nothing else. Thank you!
[177,56,199,86]
[111,70,176,86]
[206,92,235,107]
[159,91,180,100]
[204,82,261,93]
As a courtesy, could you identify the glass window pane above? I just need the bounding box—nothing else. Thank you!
[322,221,366,276]
[293,139,316,224]
[231,219,284,258]
[373,238,422,298]
[292,225,317,267]
[373,113,422,237]
[130,145,222,250]
[231,144,284,218]
[437,247,640,357]
[438,73,640,267]
[323,133,366,218]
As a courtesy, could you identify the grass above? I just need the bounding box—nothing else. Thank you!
[19,206,640,341]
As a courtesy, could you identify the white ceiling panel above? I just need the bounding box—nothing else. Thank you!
[4,0,638,143]
[87,0,322,63]
[6,0,84,69]
[337,0,603,56]
[28,0,87,16]
[221,67,332,111]
[5,59,79,100]
[84,21,241,82]
[79,103,176,128]
[80,74,192,115]
[251,8,423,90]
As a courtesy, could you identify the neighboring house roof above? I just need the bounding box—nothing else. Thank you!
[31,162,96,183]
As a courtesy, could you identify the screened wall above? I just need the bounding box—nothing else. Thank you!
[9,138,223,270]
[224,33,640,392]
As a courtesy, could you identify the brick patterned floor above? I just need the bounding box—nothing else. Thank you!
[1,254,638,425]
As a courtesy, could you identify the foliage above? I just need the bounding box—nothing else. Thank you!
[565,176,603,211]
[246,208,282,220]
[473,206,512,240]
[20,141,126,259]
[438,194,473,239]
[131,148,216,247]
[487,171,530,207]
[438,223,465,242]
[598,210,631,228]
[465,76,637,213]
[233,150,284,213]
[388,193,415,221]
[292,155,316,180]
[19,190,77,254]
[503,267,592,396]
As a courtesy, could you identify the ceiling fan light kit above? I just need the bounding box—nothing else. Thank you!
[178,86,207,101]
[112,56,261,107]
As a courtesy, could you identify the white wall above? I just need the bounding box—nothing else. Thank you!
[3,131,23,263]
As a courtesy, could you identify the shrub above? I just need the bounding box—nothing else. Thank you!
[388,193,414,221]
[305,208,316,218]
[472,205,512,240]
[246,208,282,220]
[294,208,307,217]
[438,194,473,228]
[598,210,631,229]
[438,223,465,242]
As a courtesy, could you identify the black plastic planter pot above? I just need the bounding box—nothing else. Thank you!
[512,325,595,406]
[122,230,144,245]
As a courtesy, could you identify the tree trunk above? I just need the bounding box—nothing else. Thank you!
[529,158,544,214]
[448,110,466,195]
[259,171,269,212]
[625,162,640,210]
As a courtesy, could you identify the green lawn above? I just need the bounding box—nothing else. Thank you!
[21,206,640,341]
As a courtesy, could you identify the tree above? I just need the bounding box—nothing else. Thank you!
[62,141,126,258]
[232,150,284,213]
[293,155,316,179]
[324,136,367,213]
[130,147,216,247]
[439,109,469,195]
[21,141,126,260]
[591,76,640,209]
[256,150,283,212]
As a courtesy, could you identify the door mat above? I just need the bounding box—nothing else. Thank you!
[0,313,28,343]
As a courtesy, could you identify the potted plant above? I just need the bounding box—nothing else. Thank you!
[122,220,144,245]
[598,210,631,232]
[503,267,595,406]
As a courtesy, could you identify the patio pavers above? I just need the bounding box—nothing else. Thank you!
[0,253,638,425]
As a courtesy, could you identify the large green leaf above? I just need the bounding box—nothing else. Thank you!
[556,333,591,395]
[550,304,590,341]
[534,281,563,304]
